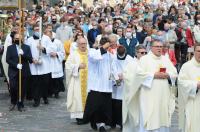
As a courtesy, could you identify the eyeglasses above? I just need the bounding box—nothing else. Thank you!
[79,43,87,45]
[139,52,147,55]
[152,46,163,48]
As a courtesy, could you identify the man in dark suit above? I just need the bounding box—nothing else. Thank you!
[6,33,34,112]
[119,26,138,58]
[87,20,101,48]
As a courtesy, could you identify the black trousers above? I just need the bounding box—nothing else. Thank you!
[9,75,29,107]
[174,43,188,66]
[32,74,50,102]
[40,73,50,100]
[0,55,4,76]
[83,91,112,126]
[50,77,65,95]
[112,99,122,127]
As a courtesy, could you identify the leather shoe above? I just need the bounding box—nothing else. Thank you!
[55,93,59,99]
[90,122,97,130]
[76,118,88,125]
[99,126,106,132]
[9,104,15,111]
[44,99,49,104]
[33,102,40,107]
[18,107,25,112]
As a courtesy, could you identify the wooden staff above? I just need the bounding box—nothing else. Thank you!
[18,0,24,103]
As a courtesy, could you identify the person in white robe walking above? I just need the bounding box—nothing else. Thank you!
[123,45,147,132]
[178,44,200,132]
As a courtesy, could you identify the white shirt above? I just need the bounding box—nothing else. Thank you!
[88,48,113,93]
[26,37,40,75]
[111,55,134,100]
[36,35,52,75]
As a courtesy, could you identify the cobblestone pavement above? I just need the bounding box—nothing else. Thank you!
[0,77,180,132]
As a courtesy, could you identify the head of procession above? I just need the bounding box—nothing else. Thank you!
[13,32,23,46]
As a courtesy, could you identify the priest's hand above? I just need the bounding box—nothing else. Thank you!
[50,52,57,57]
[118,73,123,81]
[103,42,110,50]
[79,63,86,69]
[32,59,39,64]
[154,72,169,79]
[37,45,44,50]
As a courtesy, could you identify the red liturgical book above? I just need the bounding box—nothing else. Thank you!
[160,68,166,73]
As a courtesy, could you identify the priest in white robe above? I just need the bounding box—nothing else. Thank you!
[48,37,65,98]
[178,44,200,132]
[65,37,88,125]
[123,45,147,132]
[111,45,133,129]
[124,39,177,132]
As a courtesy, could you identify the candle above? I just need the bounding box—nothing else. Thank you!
[39,17,42,40]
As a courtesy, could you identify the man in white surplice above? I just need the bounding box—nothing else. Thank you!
[83,37,113,131]
[123,45,147,132]
[111,45,133,129]
[34,29,53,104]
[178,44,200,132]
[124,39,177,132]
[26,24,43,106]
[48,35,65,98]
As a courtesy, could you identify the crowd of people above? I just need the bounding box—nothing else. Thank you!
[1,0,200,132]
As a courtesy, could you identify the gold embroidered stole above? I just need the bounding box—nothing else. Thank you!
[78,50,88,110]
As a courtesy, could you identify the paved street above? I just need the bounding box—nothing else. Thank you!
[0,77,180,132]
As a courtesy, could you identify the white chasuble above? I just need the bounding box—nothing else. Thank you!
[65,49,88,119]
[178,57,200,132]
[130,51,177,131]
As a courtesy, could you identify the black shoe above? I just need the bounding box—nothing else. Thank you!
[99,126,106,132]
[21,103,24,108]
[120,125,123,130]
[9,104,15,111]
[33,101,40,107]
[111,123,116,129]
[18,106,25,112]
[76,118,88,125]
[44,99,49,104]
[55,93,59,99]
[90,122,97,130]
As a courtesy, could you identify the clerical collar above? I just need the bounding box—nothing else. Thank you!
[192,57,200,67]
[117,53,127,60]
[33,35,39,40]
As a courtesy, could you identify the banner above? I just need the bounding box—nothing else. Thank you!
[0,0,26,9]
